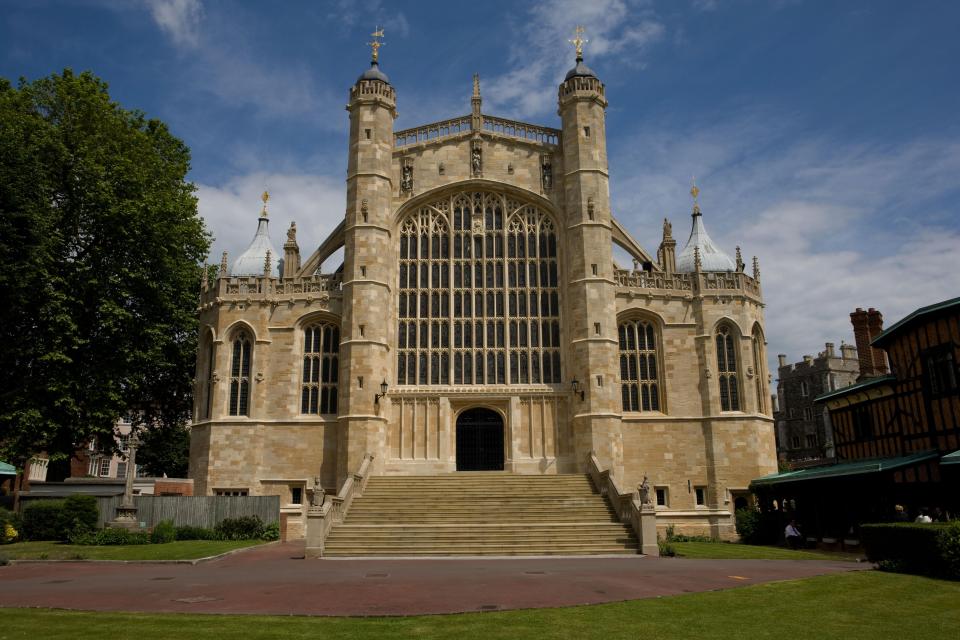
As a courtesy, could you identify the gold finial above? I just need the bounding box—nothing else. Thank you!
[690,177,701,215]
[569,25,588,60]
[368,26,385,63]
[260,190,270,216]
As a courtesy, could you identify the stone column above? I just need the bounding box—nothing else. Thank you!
[110,433,140,530]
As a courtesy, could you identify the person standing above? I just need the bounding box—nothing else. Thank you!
[785,520,803,549]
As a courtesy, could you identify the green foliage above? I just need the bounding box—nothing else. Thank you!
[214,515,265,541]
[174,525,217,541]
[937,521,960,578]
[664,524,714,543]
[150,519,176,544]
[735,508,780,545]
[75,527,150,546]
[58,494,98,540]
[261,521,280,541]
[861,522,958,579]
[1,507,21,543]
[136,422,190,478]
[0,69,210,469]
[21,500,65,540]
[658,538,676,557]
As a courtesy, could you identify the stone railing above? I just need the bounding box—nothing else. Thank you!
[586,452,658,556]
[614,269,761,299]
[394,115,471,147]
[200,273,343,306]
[481,115,560,145]
[305,453,374,558]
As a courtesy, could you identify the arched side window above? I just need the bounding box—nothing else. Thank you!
[396,190,561,386]
[200,336,215,420]
[716,325,740,411]
[618,320,661,412]
[752,326,766,414]
[229,331,252,416]
[302,323,339,415]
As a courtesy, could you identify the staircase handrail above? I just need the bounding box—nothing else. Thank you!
[587,452,658,556]
[305,453,374,557]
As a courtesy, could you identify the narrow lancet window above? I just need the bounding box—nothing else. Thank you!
[717,325,740,411]
[302,323,340,414]
[228,331,251,416]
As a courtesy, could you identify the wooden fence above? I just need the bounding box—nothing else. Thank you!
[19,495,280,530]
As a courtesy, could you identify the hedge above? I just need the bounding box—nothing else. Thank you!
[861,522,960,579]
[21,500,65,541]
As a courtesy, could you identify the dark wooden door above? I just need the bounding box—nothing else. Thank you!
[456,408,505,471]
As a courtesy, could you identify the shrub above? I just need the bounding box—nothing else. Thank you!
[735,508,781,545]
[58,494,99,540]
[215,515,265,541]
[861,523,956,578]
[0,507,20,544]
[89,527,150,546]
[21,500,65,540]
[261,521,280,541]
[937,521,960,578]
[175,525,217,541]
[150,519,176,544]
[658,538,676,557]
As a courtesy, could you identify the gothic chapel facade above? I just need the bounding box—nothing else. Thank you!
[190,41,777,540]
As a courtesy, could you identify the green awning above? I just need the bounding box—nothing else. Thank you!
[0,461,16,476]
[942,450,960,466]
[751,450,939,487]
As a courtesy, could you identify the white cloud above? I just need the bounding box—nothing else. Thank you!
[608,111,960,372]
[197,173,346,273]
[147,0,203,49]
[484,0,665,119]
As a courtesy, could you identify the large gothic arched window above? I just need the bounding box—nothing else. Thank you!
[618,319,661,412]
[716,325,740,411]
[302,323,339,414]
[229,330,251,416]
[397,190,561,386]
[752,325,766,414]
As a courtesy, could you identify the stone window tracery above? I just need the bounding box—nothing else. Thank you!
[229,331,251,416]
[752,326,766,414]
[716,325,740,411]
[397,190,561,386]
[302,323,339,414]
[618,319,661,412]
[201,337,215,420]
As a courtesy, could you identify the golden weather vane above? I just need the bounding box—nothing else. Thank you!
[569,25,588,59]
[368,26,385,62]
[261,190,270,216]
[690,177,701,214]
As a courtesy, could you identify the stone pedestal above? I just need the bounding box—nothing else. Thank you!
[110,434,140,530]
[639,504,659,556]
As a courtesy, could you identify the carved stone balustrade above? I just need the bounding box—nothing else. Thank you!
[395,116,472,148]
[199,273,343,309]
[481,115,560,146]
[614,268,761,303]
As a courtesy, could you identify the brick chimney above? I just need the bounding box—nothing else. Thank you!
[850,307,889,380]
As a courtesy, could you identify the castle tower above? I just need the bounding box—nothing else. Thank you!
[337,30,397,482]
[557,28,623,477]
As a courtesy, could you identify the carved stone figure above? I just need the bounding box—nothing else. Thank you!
[663,217,672,238]
[287,221,297,243]
[542,162,553,189]
[311,476,325,507]
[472,147,482,173]
[587,197,594,218]
[401,164,413,192]
[638,476,652,506]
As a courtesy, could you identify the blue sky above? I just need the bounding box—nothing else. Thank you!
[2,0,958,371]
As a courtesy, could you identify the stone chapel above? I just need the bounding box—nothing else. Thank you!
[190,34,777,546]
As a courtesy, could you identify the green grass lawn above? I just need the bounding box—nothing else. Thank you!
[671,541,861,561]
[0,571,956,639]
[0,539,263,561]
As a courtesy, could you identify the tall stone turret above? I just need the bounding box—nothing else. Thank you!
[337,31,397,482]
[557,29,623,478]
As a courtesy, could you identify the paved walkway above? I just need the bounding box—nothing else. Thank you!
[0,542,863,616]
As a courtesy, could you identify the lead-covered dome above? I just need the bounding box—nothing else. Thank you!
[230,195,279,276]
[676,203,736,273]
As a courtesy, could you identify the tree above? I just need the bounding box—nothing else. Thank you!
[136,422,190,478]
[0,70,209,484]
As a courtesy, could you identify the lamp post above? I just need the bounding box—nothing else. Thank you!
[110,431,140,530]
[571,378,584,401]
[374,379,389,404]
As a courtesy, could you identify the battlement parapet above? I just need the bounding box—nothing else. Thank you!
[614,268,761,301]
[199,273,343,308]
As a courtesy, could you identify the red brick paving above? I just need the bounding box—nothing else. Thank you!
[0,542,864,616]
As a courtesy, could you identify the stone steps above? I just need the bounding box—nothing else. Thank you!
[323,473,638,557]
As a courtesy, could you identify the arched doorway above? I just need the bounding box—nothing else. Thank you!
[456,408,505,471]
